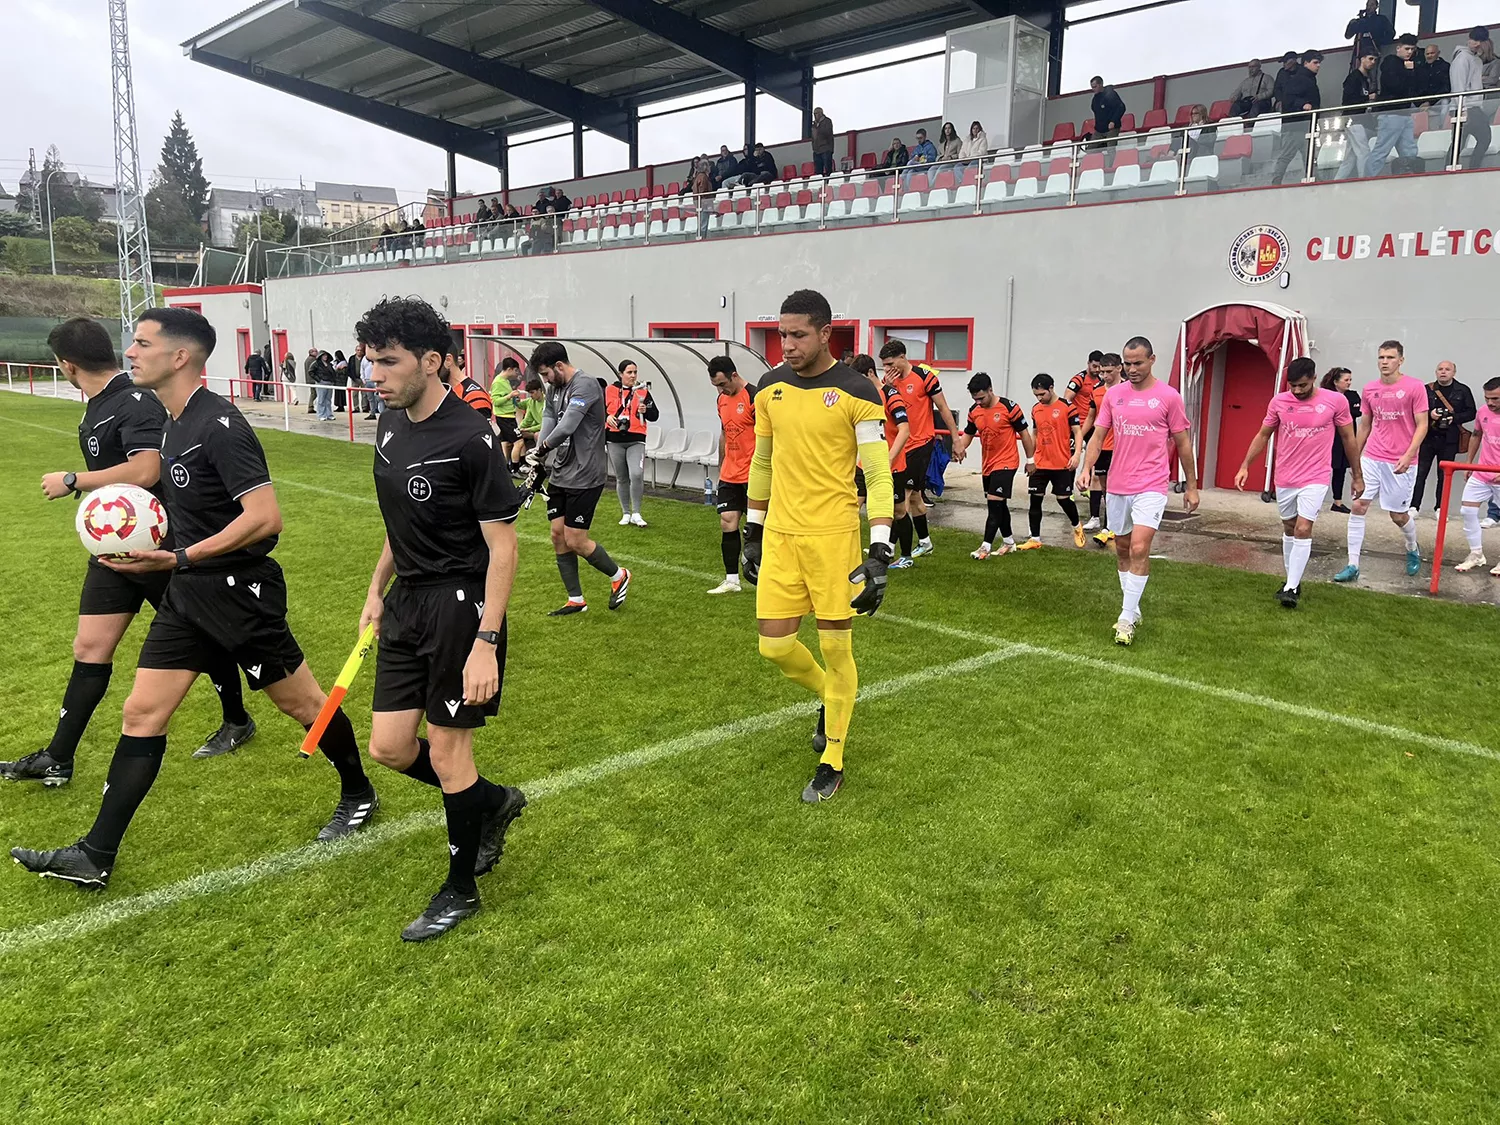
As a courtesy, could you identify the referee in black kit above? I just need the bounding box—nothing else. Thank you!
[12,308,377,889]
[357,297,526,943]
[1,318,252,790]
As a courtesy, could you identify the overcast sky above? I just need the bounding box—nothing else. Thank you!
[4,0,1493,206]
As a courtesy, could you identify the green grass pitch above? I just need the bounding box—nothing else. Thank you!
[1,393,1498,1123]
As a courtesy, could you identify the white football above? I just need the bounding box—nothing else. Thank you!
[75,484,169,558]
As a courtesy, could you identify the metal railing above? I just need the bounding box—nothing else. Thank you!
[264,86,1500,280]
[1,362,80,400]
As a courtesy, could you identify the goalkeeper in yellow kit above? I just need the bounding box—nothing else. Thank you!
[741,289,895,803]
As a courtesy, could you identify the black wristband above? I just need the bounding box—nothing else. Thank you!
[174,549,191,571]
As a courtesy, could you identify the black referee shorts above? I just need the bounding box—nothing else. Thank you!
[981,469,1017,500]
[137,558,304,691]
[373,577,504,729]
[1028,468,1076,497]
[716,480,749,514]
[547,485,603,530]
[901,443,932,495]
[79,557,170,617]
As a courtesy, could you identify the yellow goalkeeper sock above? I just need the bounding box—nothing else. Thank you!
[758,633,826,699]
[817,629,857,771]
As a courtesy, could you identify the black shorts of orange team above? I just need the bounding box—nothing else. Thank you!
[136,558,304,691]
[373,576,505,729]
[981,469,1017,499]
[716,480,749,514]
[1028,468,1076,497]
[900,442,932,494]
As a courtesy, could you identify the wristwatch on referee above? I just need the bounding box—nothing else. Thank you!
[474,630,500,646]
[174,549,192,571]
[63,472,78,494]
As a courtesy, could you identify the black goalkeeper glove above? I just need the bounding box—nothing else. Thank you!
[742,522,764,586]
[848,541,894,616]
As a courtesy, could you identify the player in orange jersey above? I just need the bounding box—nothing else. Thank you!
[1082,353,1124,544]
[853,354,915,567]
[1019,373,1085,550]
[954,372,1032,559]
[879,340,959,557]
[707,356,758,594]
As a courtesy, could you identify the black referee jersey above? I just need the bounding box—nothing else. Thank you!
[160,387,277,568]
[80,373,166,501]
[373,389,521,580]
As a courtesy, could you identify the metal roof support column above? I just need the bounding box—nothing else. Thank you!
[744,79,757,148]
[1413,0,1438,35]
[627,108,640,170]
[498,133,510,200]
[445,150,457,214]
[1046,0,1065,97]
[573,121,585,180]
[800,66,815,139]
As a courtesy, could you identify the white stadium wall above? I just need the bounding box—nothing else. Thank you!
[257,173,1500,438]
[163,285,268,395]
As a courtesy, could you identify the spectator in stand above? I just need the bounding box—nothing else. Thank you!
[936,122,962,163]
[745,142,778,185]
[1450,28,1493,172]
[303,347,319,414]
[876,136,909,183]
[1345,0,1395,67]
[1090,76,1127,138]
[536,185,572,214]
[1418,43,1451,106]
[953,120,989,182]
[474,198,492,224]
[1483,35,1500,93]
[281,349,299,407]
[244,344,268,401]
[714,144,740,188]
[1338,50,1381,180]
[909,128,937,166]
[1413,360,1476,515]
[605,360,659,527]
[1366,35,1423,177]
[691,156,715,237]
[811,107,836,177]
[1229,58,1276,118]
[314,350,336,422]
[1271,52,1303,112]
[1271,51,1323,184]
[1322,367,1360,512]
[1174,104,1216,159]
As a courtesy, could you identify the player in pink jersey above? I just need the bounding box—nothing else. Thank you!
[1454,376,1500,575]
[1079,336,1199,646]
[1233,357,1362,609]
[1334,340,1429,583]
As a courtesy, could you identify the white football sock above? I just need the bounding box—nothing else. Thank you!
[1286,538,1312,589]
[1400,517,1419,553]
[1282,534,1294,572]
[1346,514,1366,567]
[1463,506,1483,552]
[1121,572,1148,621]
[1117,569,1128,592]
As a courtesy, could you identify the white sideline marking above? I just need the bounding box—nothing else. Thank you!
[0,415,74,437]
[878,613,1499,763]
[0,646,1021,956]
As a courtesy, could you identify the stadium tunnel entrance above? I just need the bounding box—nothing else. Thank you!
[1169,302,1309,495]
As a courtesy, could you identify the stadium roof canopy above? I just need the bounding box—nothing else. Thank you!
[183,0,1072,173]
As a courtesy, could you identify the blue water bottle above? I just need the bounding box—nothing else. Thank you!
[704,474,715,506]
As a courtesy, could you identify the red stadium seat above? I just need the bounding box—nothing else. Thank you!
[985,164,1012,184]
[960,166,979,186]
[774,192,791,208]
[1050,122,1076,145]
[585,194,597,207]
[1111,148,1140,168]
[604,214,618,228]
[1045,157,1071,176]
[837,183,857,201]
[860,152,878,170]
[1209,100,1233,122]
[1172,104,1194,127]
[1120,112,1138,133]
[1412,112,1430,135]
[795,190,813,206]
[649,207,665,221]
[1080,153,1106,172]
[735,197,755,213]
[858,181,880,197]
[931,170,957,191]
[905,173,931,193]
[1018,160,1043,180]
[1220,135,1254,161]
[1150,144,1172,161]
[782,164,797,180]
[667,181,681,194]
[623,188,637,202]
[801,162,815,177]
[611,190,624,204]
[1143,109,1168,131]
[717,199,733,214]
[1079,119,1096,138]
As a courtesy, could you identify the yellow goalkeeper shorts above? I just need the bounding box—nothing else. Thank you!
[756,528,864,622]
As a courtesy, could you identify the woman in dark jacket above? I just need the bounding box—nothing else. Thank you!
[1322,366,1361,512]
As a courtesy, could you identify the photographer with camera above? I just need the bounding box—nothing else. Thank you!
[604,359,659,528]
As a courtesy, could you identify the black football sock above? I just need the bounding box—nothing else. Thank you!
[44,660,112,763]
[721,530,741,576]
[1029,494,1044,538]
[556,552,584,599]
[895,513,914,556]
[584,543,619,578]
[400,736,441,787]
[913,514,930,541]
[1059,497,1081,525]
[983,500,1008,544]
[208,660,249,726]
[82,733,166,863]
[306,707,370,796]
[1089,490,1104,520]
[443,781,487,895]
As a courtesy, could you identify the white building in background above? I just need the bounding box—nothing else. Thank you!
[207,186,323,246]
[314,182,399,231]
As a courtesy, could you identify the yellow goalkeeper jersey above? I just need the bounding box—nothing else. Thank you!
[753,361,886,536]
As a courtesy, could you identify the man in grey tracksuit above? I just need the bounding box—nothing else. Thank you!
[529,341,633,615]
